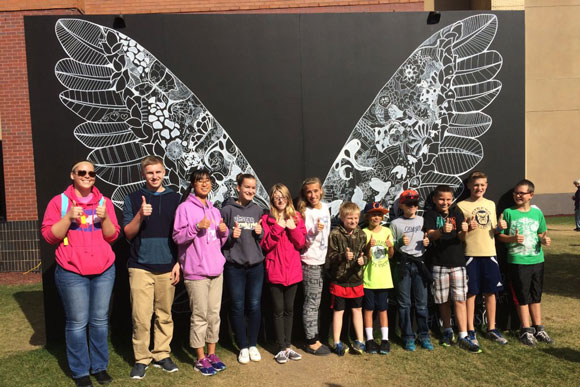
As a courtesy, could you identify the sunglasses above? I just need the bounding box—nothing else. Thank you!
[75,170,96,178]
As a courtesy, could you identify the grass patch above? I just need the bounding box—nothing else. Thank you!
[1,216,579,386]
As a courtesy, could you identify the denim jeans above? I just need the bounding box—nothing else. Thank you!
[55,264,115,378]
[395,261,429,341]
[575,208,580,229]
[224,262,264,349]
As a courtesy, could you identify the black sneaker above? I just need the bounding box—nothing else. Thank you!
[365,339,379,354]
[534,327,554,344]
[379,340,391,355]
[92,371,112,385]
[519,328,537,346]
[74,376,93,387]
[458,337,482,353]
[153,357,179,372]
[130,363,148,379]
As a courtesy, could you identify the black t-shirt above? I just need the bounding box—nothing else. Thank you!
[423,207,465,268]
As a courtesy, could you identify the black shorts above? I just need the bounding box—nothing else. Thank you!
[508,262,544,305]
[363,288,389,311]
[332,295,363,311]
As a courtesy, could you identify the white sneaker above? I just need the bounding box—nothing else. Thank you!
[238,348,250,364]
[248,346,261,362]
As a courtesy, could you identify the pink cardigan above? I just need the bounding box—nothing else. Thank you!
[260,212,306,286]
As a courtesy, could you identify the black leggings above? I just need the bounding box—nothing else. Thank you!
[269,283,298,352]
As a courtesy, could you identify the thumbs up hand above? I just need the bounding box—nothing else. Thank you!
[461,219,469,233]
[346,247,354,261]
[67,200,84,222]
[369,235,376,247]
[469,217,477,231]
[357,252,365,266]
[286,217,296,230]
[402,234,410,246]
[540,232,551,247]
[233,221,241,238]
[96,199,107,220]
[254,219,263,235]
[423,232,430,247]
[197,216,210,230]
[498,213,507,230]
[442,218,453,233]
[218,218,227,233]
[140,196,152,217]
[317,218,324,232]
[514,228,524,244]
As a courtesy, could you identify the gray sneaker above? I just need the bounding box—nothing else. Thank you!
[486,329,508,345]
[153,357,179,372]
[286,349,302,361]
[519,329,537,346]
[130,363,148,379]
[274,350,288,364]
[535,328,554,344]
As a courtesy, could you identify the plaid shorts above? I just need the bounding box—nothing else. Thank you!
[431,265,468,304]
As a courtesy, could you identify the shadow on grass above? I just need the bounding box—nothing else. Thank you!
[544,253,580,300]
[539,347,580,363]
[44,342,71,377]
[13,290,45,346]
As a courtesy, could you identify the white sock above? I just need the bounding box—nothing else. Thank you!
[381,327,389,341]
[365,327,374,341]
[459,331,468,339]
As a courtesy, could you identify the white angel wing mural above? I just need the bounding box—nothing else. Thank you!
[322,14,502,213]
[54,15,502,212]
[54,19,270,208]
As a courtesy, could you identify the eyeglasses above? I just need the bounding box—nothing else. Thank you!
[402,194,419,201]
[194,178,211,184]
[75,170,96,178]
[513,191,531,196]
[272,196,287,202]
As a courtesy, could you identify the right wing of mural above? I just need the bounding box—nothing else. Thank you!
[55,19,269,208]
[322,14,502,215]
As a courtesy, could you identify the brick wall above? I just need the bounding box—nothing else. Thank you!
[1,1,423,14]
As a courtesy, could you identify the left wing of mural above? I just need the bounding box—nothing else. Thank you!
[55,18,269,208]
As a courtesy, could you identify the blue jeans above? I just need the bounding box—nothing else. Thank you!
[395,261,430,341]
[224,262,264,348]
[575,208,580,229]
[55,264,115,378]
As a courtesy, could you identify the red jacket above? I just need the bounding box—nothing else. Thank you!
[260,212,306,286]
[41,185,120,275]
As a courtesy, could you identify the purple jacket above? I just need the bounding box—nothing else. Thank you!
[173,194,228,280]
[260,212,306,286]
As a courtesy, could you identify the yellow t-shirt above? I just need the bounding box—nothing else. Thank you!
[362,227,394,289]
[457,198,497,256]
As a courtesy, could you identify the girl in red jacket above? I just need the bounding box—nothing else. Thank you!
[260,183,306,364]
[41,160,120,387]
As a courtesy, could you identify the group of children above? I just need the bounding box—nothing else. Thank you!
[124,156,555,379]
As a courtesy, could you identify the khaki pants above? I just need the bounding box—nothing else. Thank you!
[184,274,223,349]
[129,268,176,364]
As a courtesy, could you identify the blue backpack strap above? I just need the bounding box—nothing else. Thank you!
[60,193,69,219]
[99,197,105,207]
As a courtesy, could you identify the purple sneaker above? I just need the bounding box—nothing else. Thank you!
[194,357,216,376]
[207,353,226,372]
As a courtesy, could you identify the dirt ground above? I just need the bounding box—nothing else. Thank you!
[0,272,42,286]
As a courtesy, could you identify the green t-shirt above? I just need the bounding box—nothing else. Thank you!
[501,206,547,264]
[362,227,394,289]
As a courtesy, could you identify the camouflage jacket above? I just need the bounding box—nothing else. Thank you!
[326,224,369,287]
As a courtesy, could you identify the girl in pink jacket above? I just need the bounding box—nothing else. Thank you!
[41,160,120,386]
[260,183,306,364]
[173,169,228,376]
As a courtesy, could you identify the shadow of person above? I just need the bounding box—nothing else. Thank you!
[540,347,580,363]
[13,290,45,346]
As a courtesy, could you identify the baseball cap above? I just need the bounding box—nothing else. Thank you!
[399,189,420,204]
[363,201,389,215]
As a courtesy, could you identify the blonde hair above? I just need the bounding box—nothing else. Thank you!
[467,170,487,184]
[140,155,164,171]
[269,183,297,220]
[339,201,360,220]
[71,160,94,173]
[296,177,323,217]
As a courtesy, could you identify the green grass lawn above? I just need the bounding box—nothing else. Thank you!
[1,217,579,386]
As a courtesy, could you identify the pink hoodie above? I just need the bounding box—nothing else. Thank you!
[41,185,120,275]
[173,194,228,280]
[260,212,306,286]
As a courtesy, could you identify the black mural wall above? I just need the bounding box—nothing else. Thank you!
[25,11,524,344]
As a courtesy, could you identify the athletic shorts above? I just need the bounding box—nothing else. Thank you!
[363,288,389,311]
[508,262,544,305]
[332,295,363,311]
[465,256,504,295]
[431,265,468,304]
